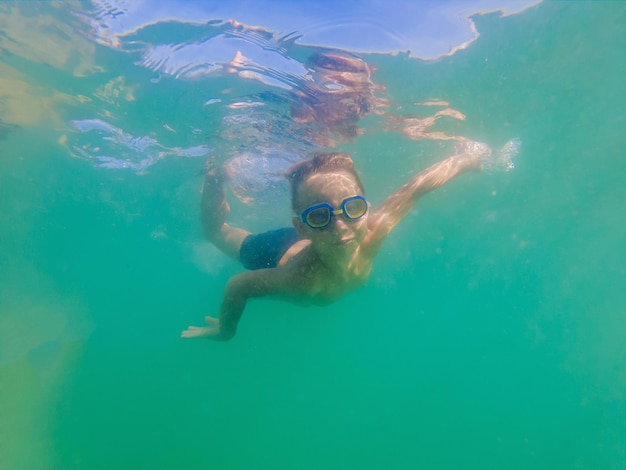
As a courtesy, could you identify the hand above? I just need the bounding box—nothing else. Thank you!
[457,138,520,173]
[455,140,493,171]
[181,316,221,339]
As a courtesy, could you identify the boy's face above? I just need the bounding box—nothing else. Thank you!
[293,171,368,254]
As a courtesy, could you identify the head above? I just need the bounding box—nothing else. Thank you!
[306,51,373,78]
[291,51,380,130]
[286,153,369,252]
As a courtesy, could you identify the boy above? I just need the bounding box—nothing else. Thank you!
[182,141,513,341]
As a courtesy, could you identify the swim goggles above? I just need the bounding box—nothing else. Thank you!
[300,195,368,229]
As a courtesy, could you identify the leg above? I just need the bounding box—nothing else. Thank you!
[201,164,250,262]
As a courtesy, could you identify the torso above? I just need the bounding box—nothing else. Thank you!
[278,239,373,304]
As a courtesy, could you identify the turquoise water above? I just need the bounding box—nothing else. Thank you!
[1,1,625,469]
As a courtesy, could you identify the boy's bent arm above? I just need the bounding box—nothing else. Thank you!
[181,266,300,341]
[366,152,482,246]
[218,269,285,340]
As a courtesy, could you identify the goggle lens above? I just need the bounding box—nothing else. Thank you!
[305,207,332,228]
[343,197,367,219]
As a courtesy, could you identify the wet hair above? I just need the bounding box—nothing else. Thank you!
[291,50,379,132]
[286,152,365,210]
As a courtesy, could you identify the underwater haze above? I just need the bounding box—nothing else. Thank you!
[1,1,625,469]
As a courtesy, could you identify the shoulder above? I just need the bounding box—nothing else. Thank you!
[359,220,389,260]
[278,239,311,267]
[234,250,319,298]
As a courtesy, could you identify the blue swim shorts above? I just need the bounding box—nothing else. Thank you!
[240,227,302,270]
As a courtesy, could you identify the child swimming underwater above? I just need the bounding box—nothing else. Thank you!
[181,142,515,341]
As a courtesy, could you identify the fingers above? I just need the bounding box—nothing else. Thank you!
[180,317,219,338]
[181,326,205,338]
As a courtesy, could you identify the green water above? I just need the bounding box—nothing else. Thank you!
[1,2,625,469]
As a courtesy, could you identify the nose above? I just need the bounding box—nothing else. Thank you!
[330,216,350,232]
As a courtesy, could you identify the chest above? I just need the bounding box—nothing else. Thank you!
[308,257,372,302]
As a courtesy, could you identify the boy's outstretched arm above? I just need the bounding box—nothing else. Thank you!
[366,149,484,248]
[181,267,297,341]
